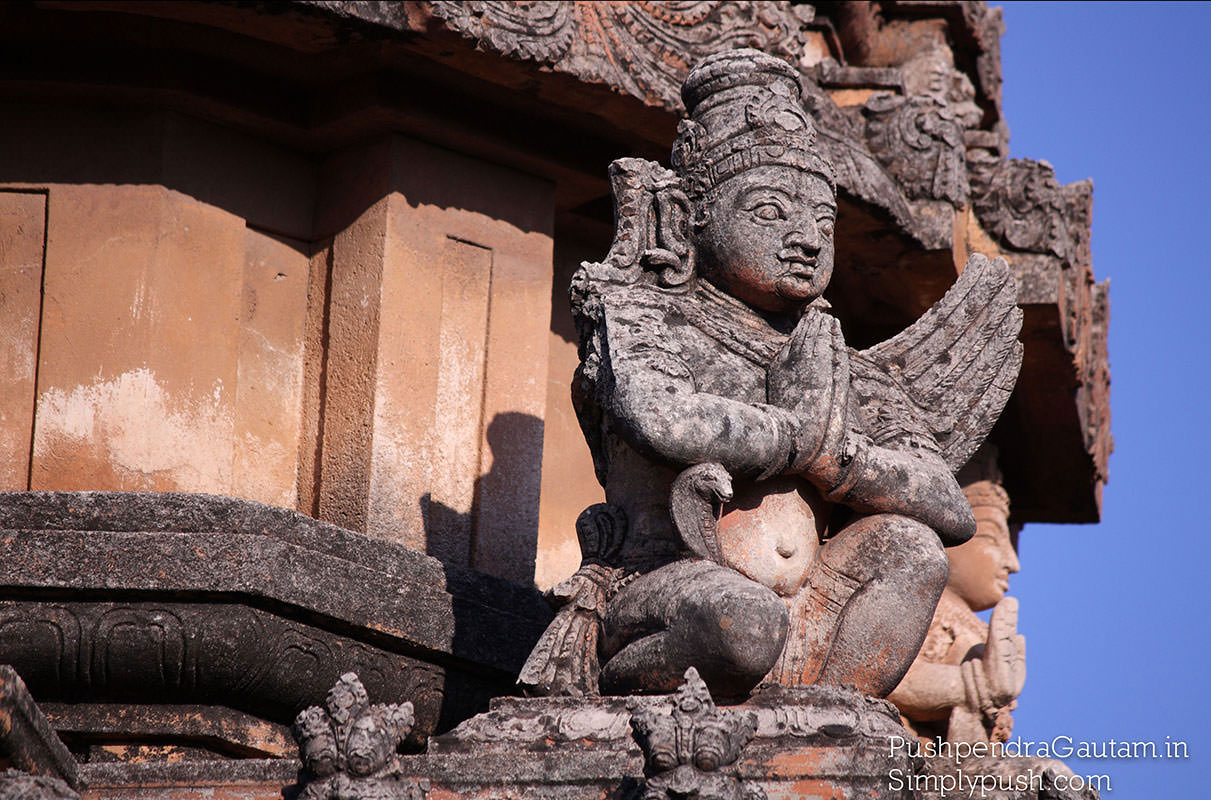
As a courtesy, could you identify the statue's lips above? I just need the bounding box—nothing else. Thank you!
[779,255,817,277]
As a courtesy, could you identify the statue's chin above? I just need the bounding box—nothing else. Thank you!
[775,276,819,305]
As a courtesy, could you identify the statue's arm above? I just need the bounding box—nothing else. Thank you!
[598,308,798,478]
[815,441,976,546]
[767,309,975,544]
[887,659,965,721]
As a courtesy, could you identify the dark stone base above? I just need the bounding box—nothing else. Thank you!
[0,491,554,753]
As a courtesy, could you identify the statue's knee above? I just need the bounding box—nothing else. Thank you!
[885,515,948,592]
[674,577,788,688]
[844,513,948,590]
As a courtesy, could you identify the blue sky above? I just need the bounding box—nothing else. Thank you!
[998,3,1211,795]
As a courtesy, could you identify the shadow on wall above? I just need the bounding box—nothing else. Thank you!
[421,411,545,587]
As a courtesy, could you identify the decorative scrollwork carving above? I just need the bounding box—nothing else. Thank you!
[429,1,576,62]
[428,1,814,111]
[862,93,969,206]
[970,158,1087,264]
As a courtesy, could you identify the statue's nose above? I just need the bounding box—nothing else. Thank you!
[783,218,820,252]
[1005,545,1021,574]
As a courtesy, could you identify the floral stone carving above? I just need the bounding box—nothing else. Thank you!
[630,667,764,800]
[520,48,1022,702]
[292,673,424,800]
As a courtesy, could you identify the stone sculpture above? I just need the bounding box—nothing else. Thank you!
[889,477,1025,744]
[630,667,764,800]
[0,771,80,800]
[292,673,424,800]
[886,475,1099,799]
[521,48,1023,701]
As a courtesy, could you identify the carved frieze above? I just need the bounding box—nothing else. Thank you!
[429,1,816,111]
[862,93,969,206]
[971,157,1088,264]
[0,601,445,747]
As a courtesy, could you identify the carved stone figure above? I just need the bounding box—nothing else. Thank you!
[522,48,1023,701]
[888,478,1025,744]
[888,475,1098,799]
[630,667,764,800]
[292,673,424,800]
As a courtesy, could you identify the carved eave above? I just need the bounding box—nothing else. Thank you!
[964,159,1112,521]
[829,0,1006,135]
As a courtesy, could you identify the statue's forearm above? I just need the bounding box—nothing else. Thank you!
[608,367,793,478]
[888,660,965,721]
[811,438,976,545]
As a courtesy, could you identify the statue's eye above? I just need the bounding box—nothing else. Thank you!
[750,202,783,221]
[817,215,835,233]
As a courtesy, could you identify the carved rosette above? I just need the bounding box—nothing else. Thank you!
[293,673,424,800]
[862,92,969,206]
[630,668,765,800]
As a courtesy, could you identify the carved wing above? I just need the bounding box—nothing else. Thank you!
[857,253,1023,470]
[814,125,914,229]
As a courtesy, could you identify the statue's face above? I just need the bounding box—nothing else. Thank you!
[947,502,1020,611]
[692,165,835,314]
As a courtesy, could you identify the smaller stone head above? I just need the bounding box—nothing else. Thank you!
[671,49,838,314]
[951,480,1020,610]
[344,714,393,777]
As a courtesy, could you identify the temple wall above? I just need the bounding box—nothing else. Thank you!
[0,109,558,585]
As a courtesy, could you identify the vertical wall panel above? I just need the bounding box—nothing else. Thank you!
[317,136,555,584]
[0,191,47,489]
[31,185,244,492]
[425,238,494,566]
[232,228,313,509]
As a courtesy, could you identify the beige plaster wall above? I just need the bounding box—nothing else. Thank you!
[313,137,555,585]
[0,108,571,587]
